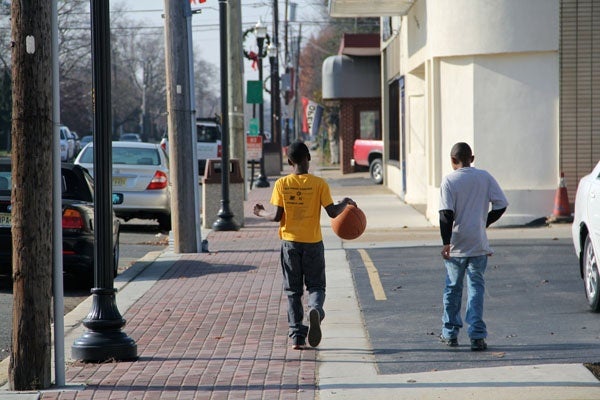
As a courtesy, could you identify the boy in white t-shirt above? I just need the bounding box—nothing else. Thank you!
[438,142,508,351]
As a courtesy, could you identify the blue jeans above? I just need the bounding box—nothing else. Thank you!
[442,255,488,340]
[280,241,326,339]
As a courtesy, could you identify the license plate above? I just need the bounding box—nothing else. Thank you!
[0,213,11,227]
[113,177,127,186]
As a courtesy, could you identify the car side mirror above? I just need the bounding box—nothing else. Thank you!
[112,193,123,205]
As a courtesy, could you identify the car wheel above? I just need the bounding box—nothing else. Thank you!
[583,236,600,312]
[158,214,172,231]
[369,158,383,184]
[113,233,120,278]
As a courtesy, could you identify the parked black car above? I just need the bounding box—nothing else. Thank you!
[0,159,120,286]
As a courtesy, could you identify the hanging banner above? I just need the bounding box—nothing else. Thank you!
[301,97,324,139]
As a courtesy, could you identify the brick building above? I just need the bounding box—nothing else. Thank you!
[322,34,381,174]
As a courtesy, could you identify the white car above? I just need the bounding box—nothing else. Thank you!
[160,117,222,176]
[75,141,172,231]
[572,160,600,311]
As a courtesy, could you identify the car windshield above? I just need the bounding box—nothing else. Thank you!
[197,125,220,142]
[0,170,10,196]
[0,161,93,202]
[120,134,141,141]
[78,146,161,166]
[61,168,94,202]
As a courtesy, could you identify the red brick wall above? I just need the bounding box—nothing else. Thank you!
[339,98,381,174]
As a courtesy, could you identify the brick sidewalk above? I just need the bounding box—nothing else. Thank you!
[42,185,317,400]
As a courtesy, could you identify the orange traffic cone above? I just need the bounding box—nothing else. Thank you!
[549,172,572,222]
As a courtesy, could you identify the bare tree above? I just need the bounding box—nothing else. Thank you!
[9,0,53,390]
[193,53,220,118]
[3,0,220,142]
[111,29,167,140]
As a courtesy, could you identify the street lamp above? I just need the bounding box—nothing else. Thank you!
[254,19,270,188]
[268,42,281,167]
[72,0,137,362]
[212,0,240,231]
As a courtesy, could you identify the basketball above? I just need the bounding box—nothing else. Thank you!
[331,205,367,240]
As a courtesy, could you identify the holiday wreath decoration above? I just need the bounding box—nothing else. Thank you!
[242,27,271,69]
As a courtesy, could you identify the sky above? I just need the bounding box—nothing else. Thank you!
[118,0,325,83]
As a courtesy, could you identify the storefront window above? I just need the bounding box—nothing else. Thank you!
[359,110,380,140]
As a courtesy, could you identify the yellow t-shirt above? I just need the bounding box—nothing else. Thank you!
[270,173,334,243]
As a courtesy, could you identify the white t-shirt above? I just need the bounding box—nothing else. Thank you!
[439,167,508,257]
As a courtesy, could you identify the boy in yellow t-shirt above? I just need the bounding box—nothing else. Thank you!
[254,141,356,350]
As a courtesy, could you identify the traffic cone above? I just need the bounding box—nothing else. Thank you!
[548,172,572,222]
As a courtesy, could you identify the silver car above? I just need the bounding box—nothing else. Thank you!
[75,141,171,231]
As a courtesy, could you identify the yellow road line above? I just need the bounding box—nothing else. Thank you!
[358,248,387,301]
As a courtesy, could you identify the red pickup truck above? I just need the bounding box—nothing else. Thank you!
[351,139,383,184]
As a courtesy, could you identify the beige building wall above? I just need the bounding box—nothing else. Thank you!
[382,0,559,226]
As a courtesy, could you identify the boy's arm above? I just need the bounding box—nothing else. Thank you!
[486,207,506,227]
[253,203,284,222]
[439,209,454,259]
[439,209,454,244]
[324,197,357,218]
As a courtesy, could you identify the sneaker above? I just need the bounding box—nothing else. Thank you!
[439,334,459,347]
[292,336,306,350]
[307,309,322,347]
[470,338,488,351]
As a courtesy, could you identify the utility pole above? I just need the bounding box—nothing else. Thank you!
[164,0,199,252]
[227,0,246,181]
[9,0,53,390]
[271,0,281,155]
[293,24,302,140]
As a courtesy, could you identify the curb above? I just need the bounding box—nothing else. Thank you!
[0,250,178,393]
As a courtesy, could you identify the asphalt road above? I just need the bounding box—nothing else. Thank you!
[347,238,600,375]
[0,219,168,361]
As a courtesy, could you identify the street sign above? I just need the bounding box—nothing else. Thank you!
[246,80,263,104]
[246,135,263,161]
[248,118,259,136]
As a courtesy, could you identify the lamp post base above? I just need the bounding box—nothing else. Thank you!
[71,288,138,362]
[212,209,240,231]
[72,331,138,362]
[255,175,270,187]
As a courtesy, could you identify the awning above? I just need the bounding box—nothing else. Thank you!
[328,0,414,17]
[322,55,381,100]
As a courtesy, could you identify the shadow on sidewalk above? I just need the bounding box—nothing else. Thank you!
[130,259,257,282]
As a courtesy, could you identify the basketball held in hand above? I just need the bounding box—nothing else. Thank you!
[331,205,367,240]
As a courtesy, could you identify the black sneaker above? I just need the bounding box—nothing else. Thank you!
[308,309,322,347]
[470,338,488,351]
[439,334,459,347]
[292,336,306,350]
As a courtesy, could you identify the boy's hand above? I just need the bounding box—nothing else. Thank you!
[253,203,265,217]
[441,244,451,259]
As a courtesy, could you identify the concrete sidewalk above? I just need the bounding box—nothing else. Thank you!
[0,167,598,399]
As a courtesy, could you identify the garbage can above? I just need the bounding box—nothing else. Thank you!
[202,159,245,229]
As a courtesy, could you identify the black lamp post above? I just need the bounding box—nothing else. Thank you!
[268,42,281,162]
[71,0,137,362]
[212,0,240,231]
[255,19,270,188]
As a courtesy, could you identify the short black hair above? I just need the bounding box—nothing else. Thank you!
[450,142,472,165]
[288,141,310,164]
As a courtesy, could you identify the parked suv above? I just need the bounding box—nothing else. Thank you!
[60,125,76,162]
[160,117,222,176]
